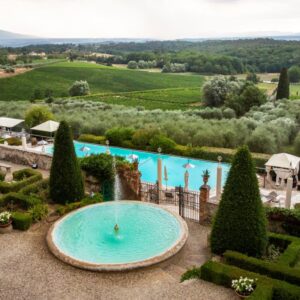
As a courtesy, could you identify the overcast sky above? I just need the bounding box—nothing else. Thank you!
[0,0,299,39]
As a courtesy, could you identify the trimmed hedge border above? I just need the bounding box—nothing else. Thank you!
[224,233,300,286]
[200,261,300,300]
[0,169,42,194]
[77,134,270,168]
[0,192,41,210]
[56,193,103,216]
[19,178,49,196]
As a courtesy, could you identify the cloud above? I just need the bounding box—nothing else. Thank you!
[0,0,299,38]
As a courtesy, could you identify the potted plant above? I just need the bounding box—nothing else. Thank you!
[0,211,12,233]
[202,169,210,184]
[232,277,257,299]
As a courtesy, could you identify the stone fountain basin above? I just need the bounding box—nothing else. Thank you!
[47,201,188,271]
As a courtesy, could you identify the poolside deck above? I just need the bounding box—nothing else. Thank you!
[0,221,237,300]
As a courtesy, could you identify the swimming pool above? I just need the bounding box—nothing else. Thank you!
[46,141,230,191]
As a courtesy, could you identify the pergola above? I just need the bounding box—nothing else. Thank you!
[30,120,59,138]
[0,117,24,133]
[265,153,300,187]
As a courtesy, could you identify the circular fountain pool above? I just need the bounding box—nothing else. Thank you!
[47,201,188,271]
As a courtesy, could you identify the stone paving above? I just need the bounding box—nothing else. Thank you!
[0,221,237,300]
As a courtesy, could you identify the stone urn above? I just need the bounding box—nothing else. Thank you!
[0,219,13,234]
[202,169,210,185]
[0,212,13,234]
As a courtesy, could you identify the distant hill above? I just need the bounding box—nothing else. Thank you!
[0,29,36,39]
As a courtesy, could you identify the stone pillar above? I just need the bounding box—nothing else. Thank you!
[199,184,210,224]
[216,165,222,201]
[22,136,27,150]
[285,177,293,209]
[157,158,162,201]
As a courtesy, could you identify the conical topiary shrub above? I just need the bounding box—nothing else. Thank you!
[210,146,267,257]
[50,120,84,204]
[276,67,290,100]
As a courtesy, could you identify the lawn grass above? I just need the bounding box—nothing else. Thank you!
[0,61,204,102]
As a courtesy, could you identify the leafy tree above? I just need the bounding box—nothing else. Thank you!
[288,66,300,83]
[69,80,90,96]
[294,132,300,156]
[210,146,267,257]
[127,60,138,69]
[50,121,84,204]
[149,134,176,153]
[25,105,54,128]
[31,89,43,100]
[246,72,260,84]
[276,68,290,100]
[225,83,267,116]
[105,127,134,146]
[203,77,240,107]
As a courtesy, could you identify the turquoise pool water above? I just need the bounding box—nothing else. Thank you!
[52,202,182,264]
[46,141,230,191]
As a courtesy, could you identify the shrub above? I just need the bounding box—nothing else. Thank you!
[0,170,5,182]
[203,77,240,107]
[12,212,32,230]
[200,261,300,300]
[50,121,84,204]
[247,127,277,154]
[149,134,176,153]
[0,169,42,194]
[69,80,90,96]
[25,105,55,128]
[29,204,48,222]
[0,192,41,210]
[132,128,160,149]
[210,146,267,257]
[80,154,114,182]
[246,72,260,84]
[288,66,300,83]
[6,137,22,146]
[105,127,134,146]
[56,193,103,215]
[276,68,290,100]
[127,61,138,69]
[294,132,300,156]
[77,134,106,145]
[266,207,300,237]
[224,250,300,286]
[19,178,49,196]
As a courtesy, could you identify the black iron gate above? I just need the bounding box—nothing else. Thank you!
[140,182,200,222]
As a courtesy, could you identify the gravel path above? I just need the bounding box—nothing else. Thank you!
[0,221,237,300]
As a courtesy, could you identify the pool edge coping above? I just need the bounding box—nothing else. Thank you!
[46,200,189,272]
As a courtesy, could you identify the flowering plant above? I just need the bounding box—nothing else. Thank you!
[232,277,257,296]
[0,211,12,225]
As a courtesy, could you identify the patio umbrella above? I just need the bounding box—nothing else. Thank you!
[80,145,90,152]
[164,165,168,188]
[128,154,138,161]
[184,170,189,191]
[37,140,48,146]
[182,160,195,169]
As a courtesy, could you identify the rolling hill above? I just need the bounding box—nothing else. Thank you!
[0,61,204,109]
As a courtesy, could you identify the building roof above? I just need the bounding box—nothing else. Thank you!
[265,153,300,171]
[0,117,24,128]
[31,120,59,133]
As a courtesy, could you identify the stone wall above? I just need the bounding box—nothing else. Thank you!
[118,161,141,197]
[0,144,52,170]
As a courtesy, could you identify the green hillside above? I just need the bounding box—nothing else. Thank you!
[0,61,204,102]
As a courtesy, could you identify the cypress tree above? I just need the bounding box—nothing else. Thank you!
[276,67,290,100]
[210,146,267,257]
[50,121,84,204]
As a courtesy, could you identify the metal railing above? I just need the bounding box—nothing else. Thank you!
[140,182,201,222]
